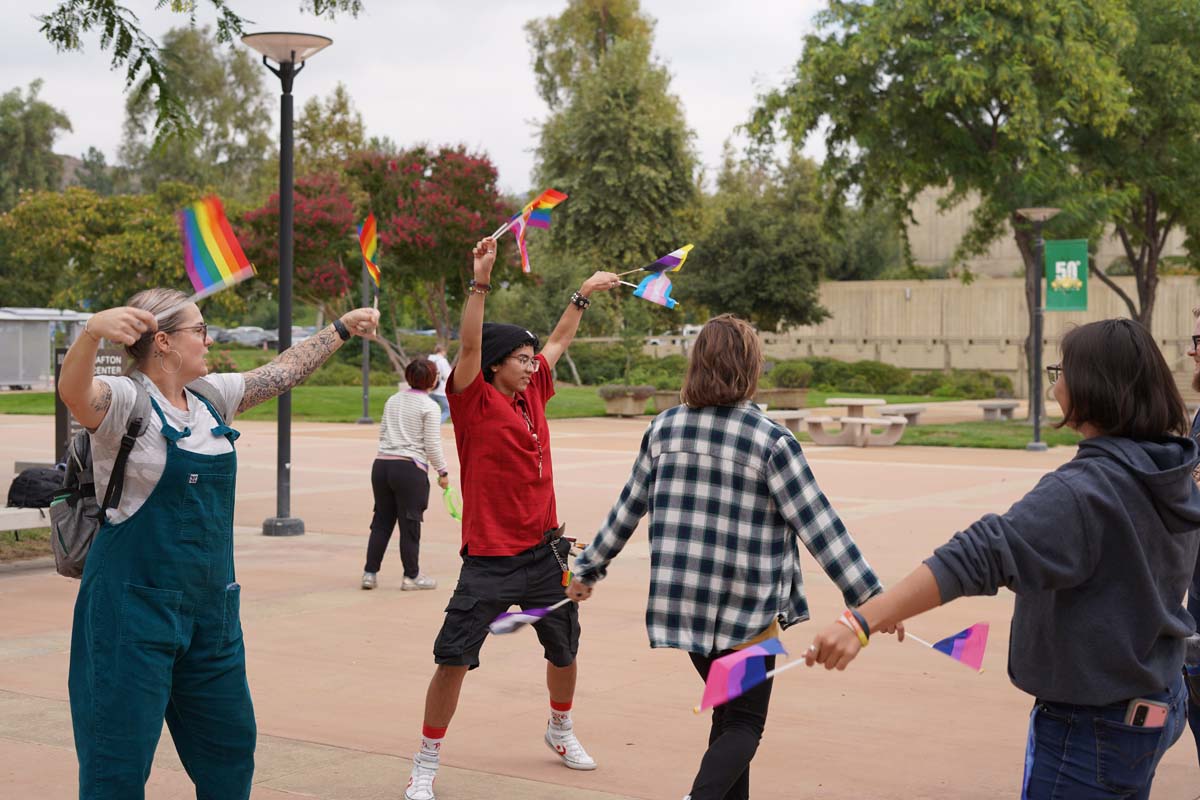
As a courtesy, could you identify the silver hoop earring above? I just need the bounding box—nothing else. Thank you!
[159,349,183,374]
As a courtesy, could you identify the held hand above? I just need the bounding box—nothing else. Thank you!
[804,621,863,671]
[340,308,380,339]
[875,620,905,642]
[437,474,450,490]
[472,237,497,283]
[565,577,593,603]
[85,307,158,346]
[580,271,620,297]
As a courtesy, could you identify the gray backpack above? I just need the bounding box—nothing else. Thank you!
[48,377,230,578]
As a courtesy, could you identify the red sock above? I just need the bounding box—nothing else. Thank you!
[419,725,447,760]
[550,700,572,729]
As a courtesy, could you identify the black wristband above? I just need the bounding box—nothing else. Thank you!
[570,291,591,310]
[438,470,448,478]
[332,318,351,341]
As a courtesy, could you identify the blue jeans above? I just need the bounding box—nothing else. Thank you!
[431,393,450,424]
[1187,665,1200,767]
[1021,676,1187,799]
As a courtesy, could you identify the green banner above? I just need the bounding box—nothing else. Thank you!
[1045,239,1088,312]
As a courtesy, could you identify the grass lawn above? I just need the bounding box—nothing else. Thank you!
[0,528,52,562]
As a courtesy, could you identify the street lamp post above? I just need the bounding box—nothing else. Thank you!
[1016,207,1061,452]
[243,32,332,536]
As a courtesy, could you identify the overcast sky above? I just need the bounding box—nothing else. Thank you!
[5,1,825,195]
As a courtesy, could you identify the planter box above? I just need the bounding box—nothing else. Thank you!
[754,387,808,410]
[601,394,650,417]
[653,390,682,412]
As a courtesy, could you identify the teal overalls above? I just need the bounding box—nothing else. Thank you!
[68,392,256,799]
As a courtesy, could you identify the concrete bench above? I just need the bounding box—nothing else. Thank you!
[838,416,908,447]
[979,400,1020,421]
[0,507,50,535]
[765,409,809,434]
[879,404,926,425]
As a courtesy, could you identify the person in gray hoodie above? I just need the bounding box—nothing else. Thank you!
[805,318,1200,799]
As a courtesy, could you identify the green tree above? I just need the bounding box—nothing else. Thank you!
[120,26,274,202]
[296,83,366,175]
[0,80,71,211]
[1067,0,1200,328]
[751,0,1134,385]
[687,152,830,331]
[37,0,361,140]
[531,4,699,339]
[74,146,115,196]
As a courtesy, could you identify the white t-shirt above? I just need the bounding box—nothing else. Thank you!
[92,371,245,523]
[429,353,452,397]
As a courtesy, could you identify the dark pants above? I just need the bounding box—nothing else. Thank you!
[364,459,429,577]
[1021,675,1187,799]
[688,651,775,800]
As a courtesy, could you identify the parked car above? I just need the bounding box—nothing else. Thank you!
[227,326,270,347]
[207,324,231,343]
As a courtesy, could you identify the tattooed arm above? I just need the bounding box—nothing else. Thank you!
[238,308,379,413]
[60,306,157,429]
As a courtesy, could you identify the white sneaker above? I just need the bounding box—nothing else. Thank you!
[405,756,438,800]
[361,572,377,590]
[545,724,597,770]
[401,574,437,591]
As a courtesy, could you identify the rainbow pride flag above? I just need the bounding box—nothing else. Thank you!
[177,196,255,300]
[489,598,571,635]
[633,272,678,309]
[358,213,381,288]
[931,623,989,672]
[522,187,568,216]
[696,638,788,712]
[643,244,693,273]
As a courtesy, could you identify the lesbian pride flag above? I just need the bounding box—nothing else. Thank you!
[177,196,255,300]
[930,623,989,672]
[695,638,788,712]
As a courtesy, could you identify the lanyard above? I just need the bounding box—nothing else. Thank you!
[517,399,544,478]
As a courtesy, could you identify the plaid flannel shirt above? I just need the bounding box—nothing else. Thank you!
[574,403,882,655]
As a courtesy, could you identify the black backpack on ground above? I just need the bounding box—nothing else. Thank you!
[7,467,65,509]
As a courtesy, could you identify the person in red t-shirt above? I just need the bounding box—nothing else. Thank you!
[404,237,619,800]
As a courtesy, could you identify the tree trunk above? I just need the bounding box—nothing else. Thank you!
[561,350,582,385]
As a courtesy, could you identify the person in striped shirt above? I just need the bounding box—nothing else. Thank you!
[361,358,450,591]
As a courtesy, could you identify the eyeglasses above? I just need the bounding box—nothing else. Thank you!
[508,354,540,373]
[1190,335,1200,352]
[1045,363,1062,385]
[169,323,208,340]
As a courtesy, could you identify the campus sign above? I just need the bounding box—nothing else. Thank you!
[1044,239,1089,312]
[54,346,128,461]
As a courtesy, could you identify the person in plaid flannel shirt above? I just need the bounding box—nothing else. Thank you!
[569,314,897,800]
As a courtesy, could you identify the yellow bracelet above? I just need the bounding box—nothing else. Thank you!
[840,610,869,647]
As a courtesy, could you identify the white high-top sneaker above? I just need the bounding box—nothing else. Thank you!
[544,723,597,770]
[404,755,438,800]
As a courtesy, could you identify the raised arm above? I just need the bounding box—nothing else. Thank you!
[238,307,379,413]
[540,270,621,371]
[450,238,495,393]
[59,307,158,429]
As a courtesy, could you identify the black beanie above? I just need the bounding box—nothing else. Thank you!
[480,322,540,382]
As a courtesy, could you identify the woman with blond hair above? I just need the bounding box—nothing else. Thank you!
[58,288,378,800]
[568,314,896,800]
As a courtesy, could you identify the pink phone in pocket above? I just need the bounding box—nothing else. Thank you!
[1124,698,1169,728]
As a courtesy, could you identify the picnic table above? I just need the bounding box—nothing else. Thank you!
[825,397,887,418]
[807,399,906,447]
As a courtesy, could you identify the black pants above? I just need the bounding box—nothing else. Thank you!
[688,651,775,800]
[364,458,429,577]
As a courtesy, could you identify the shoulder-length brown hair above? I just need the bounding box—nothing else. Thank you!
[680,314,762,408]
[1056,318,1188,439]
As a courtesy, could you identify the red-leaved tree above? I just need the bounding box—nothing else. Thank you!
[241,171,358,320]
[344,146,508,344]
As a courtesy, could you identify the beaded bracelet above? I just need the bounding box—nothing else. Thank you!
[840,610,869,647]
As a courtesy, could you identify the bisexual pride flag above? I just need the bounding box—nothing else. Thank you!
[695,638,788,712]
[930,623,989,672]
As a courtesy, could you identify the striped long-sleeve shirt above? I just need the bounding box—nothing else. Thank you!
[377,389,448,474]
[574,402,882,655]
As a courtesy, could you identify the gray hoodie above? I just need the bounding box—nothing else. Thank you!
[926,436,1200,706]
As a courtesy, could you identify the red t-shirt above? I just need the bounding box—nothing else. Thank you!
[446,353,557,556]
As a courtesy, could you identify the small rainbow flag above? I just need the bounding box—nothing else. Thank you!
[643,244,693,273]
[633,272,678,309]
[929,622,989,672]
[695,638,788,712]
[489,598,571,635]
[521,187,568,216]
[177,196,256,300]
[358,213,381,288]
